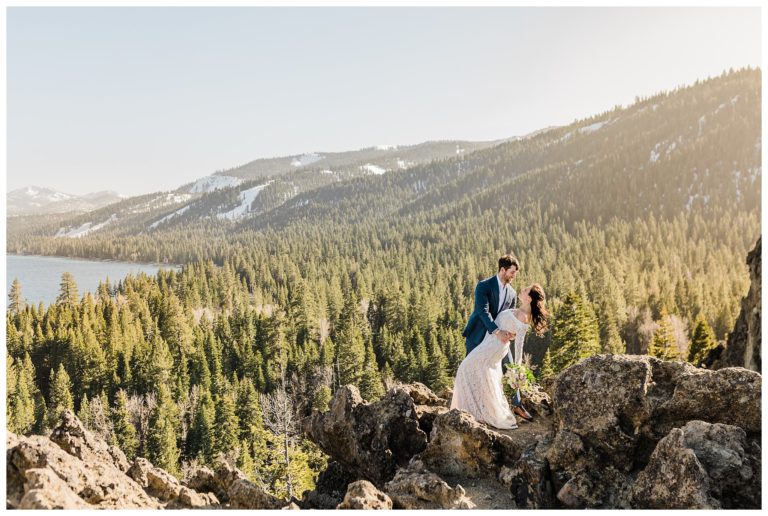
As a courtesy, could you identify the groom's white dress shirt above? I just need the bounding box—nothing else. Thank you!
[496,276,508,313]
[497,276,517,364]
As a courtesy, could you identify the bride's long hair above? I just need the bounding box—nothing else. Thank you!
[529,284,549,336]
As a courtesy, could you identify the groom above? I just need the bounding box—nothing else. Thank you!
[462,254,519,355]
[462,254,533,421]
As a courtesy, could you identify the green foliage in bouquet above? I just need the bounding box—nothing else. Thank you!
[503,363,537,399]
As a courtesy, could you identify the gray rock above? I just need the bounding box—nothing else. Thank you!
[302,385,428,486]
[127,457,218,508]
[18,468,89,509]
[384,459,474,509]
[183,460,283,509]
[7,430,160,509]
[418,409,522,479]
[50,409,130,473]
[337,480,393,509]
[548,355,762,508]
[630,420,761,509]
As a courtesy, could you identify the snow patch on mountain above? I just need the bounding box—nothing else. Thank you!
[376,144,397,150]
[360,163,387,175]
[579,121,606,134]
[397,159,414,169]
[55,214,118,238]
[149,205,191,230]
[189,175,243,194]
[291,153,323,167]
[649,143,662,163]
[216,182,272,221]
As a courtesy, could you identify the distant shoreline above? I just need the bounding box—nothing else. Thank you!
[6,253,183,270]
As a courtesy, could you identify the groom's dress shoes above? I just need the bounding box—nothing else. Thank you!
[514,405,533,421]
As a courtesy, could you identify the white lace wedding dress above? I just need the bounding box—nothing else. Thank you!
[450,309,529,429]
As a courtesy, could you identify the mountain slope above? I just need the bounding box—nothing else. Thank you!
[7,68,760,262]
[7,187,125,217]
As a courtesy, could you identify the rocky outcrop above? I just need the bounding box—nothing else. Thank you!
[7,429,162,509]
[715,236,761,372]
[546,355,761,508]
[630,420,761,509]
[303,354,761,510]
[337,480,393,509]
[302,384,428,486]
[6,410,278,510]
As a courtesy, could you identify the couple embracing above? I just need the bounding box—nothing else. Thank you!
[451,254,549,430]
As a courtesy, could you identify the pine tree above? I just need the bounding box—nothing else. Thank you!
[56,272,80,307]
[235,377,263,443]
[335,321,366,388]
[12,353,38,435]
[237,439,256,481]
[48,364,74,427]
[540,348,555,379]
[111,390,138,461]
[77,394,93,430]
[213,382,241,459]
[146,384,180,477]
[545,292,601,376]
[687,315,717,364]
[187,389,215,463]
[6,356,17,431]
[312,385,332,412]
[358,340,384,402]
[423,332,450,393]
[8,278,24,315]
[649,310,681,361]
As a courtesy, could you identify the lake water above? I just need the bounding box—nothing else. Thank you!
[6,254,180,307]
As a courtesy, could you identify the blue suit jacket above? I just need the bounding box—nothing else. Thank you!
[462,276,516,355]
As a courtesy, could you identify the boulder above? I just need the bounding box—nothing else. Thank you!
[337,480,393,509]
[183,460,284,509]
[384,459,474,509]
[50,409,130,473]
[399,382,449,407]
[299,461,358,509]
[630,420,761,509]
[418,409,522,479]
[127,458,218,508]
[499,434,555,509]
[656,366,761,436]
[302,385,428,486]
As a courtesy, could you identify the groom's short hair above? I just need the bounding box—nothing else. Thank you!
[498,254,520,271]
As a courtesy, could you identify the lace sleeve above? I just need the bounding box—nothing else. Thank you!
[514,325,528,365]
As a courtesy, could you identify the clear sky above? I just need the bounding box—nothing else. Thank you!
[6,6,762,196]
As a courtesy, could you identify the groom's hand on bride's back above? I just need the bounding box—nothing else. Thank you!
[494,329,515,341]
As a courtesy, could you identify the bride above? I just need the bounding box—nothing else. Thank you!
[451,284,549,429]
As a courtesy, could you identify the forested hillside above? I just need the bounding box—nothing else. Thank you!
[6,68,761,499]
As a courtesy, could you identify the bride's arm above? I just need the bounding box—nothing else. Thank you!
[514,326,526,365]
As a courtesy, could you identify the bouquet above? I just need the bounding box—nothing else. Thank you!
[503,363,536,398]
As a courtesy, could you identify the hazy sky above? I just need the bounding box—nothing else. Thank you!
[7,7,762,196]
